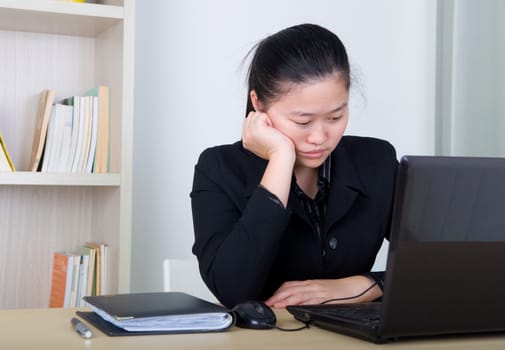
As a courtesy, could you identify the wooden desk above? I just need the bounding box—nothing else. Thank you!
[1,308,505,349]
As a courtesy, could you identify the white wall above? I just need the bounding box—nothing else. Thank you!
[132,0,437,292]
[449,0,505,156]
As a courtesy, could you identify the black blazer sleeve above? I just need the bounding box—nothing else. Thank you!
[190,146,291,307]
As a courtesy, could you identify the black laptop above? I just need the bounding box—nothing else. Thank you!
[287,155,505,343]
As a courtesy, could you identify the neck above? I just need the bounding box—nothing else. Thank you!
[294,166,318,199]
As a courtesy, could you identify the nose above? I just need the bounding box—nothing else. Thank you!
[306,122,327,145]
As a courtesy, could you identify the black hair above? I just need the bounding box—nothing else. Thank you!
[245,23,350,116]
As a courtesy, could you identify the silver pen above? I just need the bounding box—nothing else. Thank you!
[71,317,93,339]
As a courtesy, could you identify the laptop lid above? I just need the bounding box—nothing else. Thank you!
[379,155,505,338]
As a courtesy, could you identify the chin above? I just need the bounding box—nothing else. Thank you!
[296,158,326,169]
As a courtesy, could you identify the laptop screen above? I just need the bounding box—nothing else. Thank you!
[380,156,505,337]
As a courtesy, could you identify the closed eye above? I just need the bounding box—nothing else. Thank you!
[329,115,343,121]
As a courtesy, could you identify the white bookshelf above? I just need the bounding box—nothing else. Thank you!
[0,1,124,36]
[0,172,120,186]
[0,0,134,309]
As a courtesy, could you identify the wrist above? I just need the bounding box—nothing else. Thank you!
[361,272,384,291]
[268,145,296,165]
[260,149,295,207]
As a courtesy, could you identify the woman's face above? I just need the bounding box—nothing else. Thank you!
[264,74,349,170]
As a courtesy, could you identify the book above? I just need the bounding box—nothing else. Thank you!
[57,104,74,172]
[78,96,93,173]
[85,86,110,173]
[29,89,54,171]
[40,107,57,172]
[61,96,81,172]
[76,253,90,307]
[71,96,88,173]
[49,252,68,307]
[84,95,98,173]
[78,292,234,335]
[80,245,96,297]
[0,145,12,172]
[41,104,73,172]
[69,253,81,307]
[0,131,15,172]
[84,241,107,295]
[49,252,75,308]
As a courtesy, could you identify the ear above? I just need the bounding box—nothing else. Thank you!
[250,90,264,112]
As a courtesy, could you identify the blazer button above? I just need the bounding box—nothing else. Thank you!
[328,237,338,250]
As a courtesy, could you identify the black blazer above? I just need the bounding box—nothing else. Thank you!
[191,136,398,308]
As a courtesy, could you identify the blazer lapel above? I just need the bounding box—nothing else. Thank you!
[324,146,367,233]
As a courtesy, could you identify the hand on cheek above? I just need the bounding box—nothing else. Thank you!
[242,111,294,161]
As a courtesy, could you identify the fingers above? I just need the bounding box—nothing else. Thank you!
[268,293,320,309]
[266,276,384,308]
[242,112,271,155]
[266,280,325,308]
[242,111,294,160]
[243,111,272,140]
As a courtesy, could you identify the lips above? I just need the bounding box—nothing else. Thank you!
[300,150,325,159]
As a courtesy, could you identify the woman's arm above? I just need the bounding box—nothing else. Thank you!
[242,111,296,206]
[265,275,383,308]
[191,163,288,307]
[191,112,296,308]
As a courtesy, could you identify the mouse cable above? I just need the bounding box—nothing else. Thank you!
[271,322,311,332]
[319,281,378,305]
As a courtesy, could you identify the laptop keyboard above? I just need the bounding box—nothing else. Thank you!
[287,303,384,341]
[317,303,381,322]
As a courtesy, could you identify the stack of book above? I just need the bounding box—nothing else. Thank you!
[49,242,108,308]
[30,87,110,173]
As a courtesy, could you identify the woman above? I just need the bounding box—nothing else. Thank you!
[190,24,398,309]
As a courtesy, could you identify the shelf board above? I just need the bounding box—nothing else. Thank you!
[0,0,124,37]
[0,172,120,186]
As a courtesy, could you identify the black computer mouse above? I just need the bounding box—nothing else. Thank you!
[232,301,277,329]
